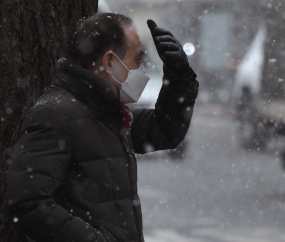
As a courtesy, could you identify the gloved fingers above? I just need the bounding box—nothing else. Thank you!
[147,19,158,39]
[147,19,174,38]
[152,27,174,38]
[157,42,179,51]
[154,35,180,46]
[164,51,182,59]
[147,19,190,72]
[147,19,158,32]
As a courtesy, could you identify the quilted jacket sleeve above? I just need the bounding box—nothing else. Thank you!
[131,66,199,154]
[6,105,107,242]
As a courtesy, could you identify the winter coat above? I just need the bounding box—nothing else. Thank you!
[6,58,199,242]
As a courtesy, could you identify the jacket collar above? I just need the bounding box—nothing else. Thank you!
[53,58,121,121]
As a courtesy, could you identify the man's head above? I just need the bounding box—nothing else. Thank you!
[69,13,145,94]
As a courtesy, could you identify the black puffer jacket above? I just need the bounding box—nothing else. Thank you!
[6,58,198,242]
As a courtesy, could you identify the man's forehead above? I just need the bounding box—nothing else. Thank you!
[123,25,142,48]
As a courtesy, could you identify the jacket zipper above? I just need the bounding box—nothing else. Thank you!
[122,137,141,242]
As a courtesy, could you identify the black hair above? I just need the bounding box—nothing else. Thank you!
[68,13,134,69]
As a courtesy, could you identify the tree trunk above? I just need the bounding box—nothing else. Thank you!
[0,1,98,241]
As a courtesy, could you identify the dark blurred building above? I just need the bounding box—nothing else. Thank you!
[261,0,285,100]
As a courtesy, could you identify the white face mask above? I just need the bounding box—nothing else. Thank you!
[111,53,150,104]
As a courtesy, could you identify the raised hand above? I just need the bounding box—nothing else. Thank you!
[147,19,190,73]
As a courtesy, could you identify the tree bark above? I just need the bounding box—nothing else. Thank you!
[0,1,98,241]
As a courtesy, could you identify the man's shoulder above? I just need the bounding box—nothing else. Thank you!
[30,85,85,120]
[20,86,90,136]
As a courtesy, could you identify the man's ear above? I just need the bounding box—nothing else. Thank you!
[102,51,115,75]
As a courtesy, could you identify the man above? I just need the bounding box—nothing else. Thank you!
[6,13,198,242]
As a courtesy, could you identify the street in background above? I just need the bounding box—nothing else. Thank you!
[102,0,285,241]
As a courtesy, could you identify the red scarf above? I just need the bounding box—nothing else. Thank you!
[119,102,133,137]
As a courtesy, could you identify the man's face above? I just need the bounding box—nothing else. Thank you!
[111,24,145,85]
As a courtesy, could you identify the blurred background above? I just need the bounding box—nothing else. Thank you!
[100,0,285,241]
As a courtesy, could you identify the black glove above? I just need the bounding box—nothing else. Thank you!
[147,19,190,73]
